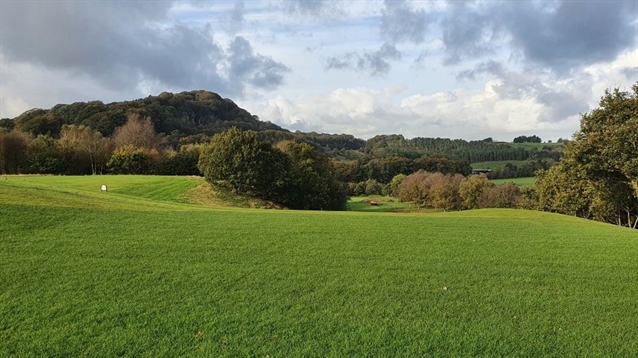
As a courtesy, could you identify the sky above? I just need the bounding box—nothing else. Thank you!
[1,0,637,141]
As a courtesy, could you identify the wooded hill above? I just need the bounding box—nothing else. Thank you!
[0,90,562,180]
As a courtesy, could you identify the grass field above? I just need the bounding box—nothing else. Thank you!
[2,176,638,356]
[491,177,536,187]
[347,195,416,212]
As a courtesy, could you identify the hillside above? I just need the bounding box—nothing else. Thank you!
[2,176,638,356]
[5,90,283,137]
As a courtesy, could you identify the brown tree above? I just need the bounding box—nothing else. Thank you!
[112,114,158,149]
[60,125,113,174]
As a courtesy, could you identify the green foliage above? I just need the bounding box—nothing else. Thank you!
[198,127,285,196]
[363,179,383,195]
[0,118,15,131]
[107,145,157,174]
[198,129,347,210]
[275,140,348,210]
[513,135,542,143]
[572,84,638,198]
[459,174,493,209]
[0,130,29,174]
[535,84,638,228]
[383,173,406,197]
[3,176,638,356]
[24,135,66,174]
[158,145,201,176]
[11,91,283,138]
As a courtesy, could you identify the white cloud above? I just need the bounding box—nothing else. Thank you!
[253,49,638,141]
[1,0,636,142]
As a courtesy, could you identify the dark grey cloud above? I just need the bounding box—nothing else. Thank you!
[227,36,290,90]
[439,0,638,73]
[0,0,289,97]
[440,2,501,65]
[503,1,637,73]
[325,43,401,76]
[380,0,429,44]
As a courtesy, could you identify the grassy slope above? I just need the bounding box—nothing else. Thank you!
[2,176,638,357]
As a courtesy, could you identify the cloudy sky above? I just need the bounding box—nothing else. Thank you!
[1,0,637,141]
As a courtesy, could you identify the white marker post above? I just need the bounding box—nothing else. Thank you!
[101,184,107,192]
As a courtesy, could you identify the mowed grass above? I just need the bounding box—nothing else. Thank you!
[2,176,638,356]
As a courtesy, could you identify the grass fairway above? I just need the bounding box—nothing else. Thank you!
[2,176,638,356]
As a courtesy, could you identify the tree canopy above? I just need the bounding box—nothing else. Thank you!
[534,84,638,228]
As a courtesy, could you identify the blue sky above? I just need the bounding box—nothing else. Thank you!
[1,0,637,141]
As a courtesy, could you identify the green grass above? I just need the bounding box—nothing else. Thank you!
[491,177,536,187]
[348,195,418,212]
[2,176,638,356]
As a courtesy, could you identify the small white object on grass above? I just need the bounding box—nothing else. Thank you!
[101,184,107,192]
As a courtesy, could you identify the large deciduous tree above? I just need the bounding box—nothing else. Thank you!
[198,127,287,197]
[112,114,159,149]
[275,140,348,210]
[535,84,638,228]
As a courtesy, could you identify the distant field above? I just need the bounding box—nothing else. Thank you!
[348,195,417,212]
[471,160,531,170]
[491,177,536,187]
[2,176,638,356]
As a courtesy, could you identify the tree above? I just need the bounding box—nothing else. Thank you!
[0,130,29,174]
[112,114,159,149]
[429,173,463,211]
[59,125,113,174]
[24,135,66,174]
[107,145,157,174]
[570,85,638,199]
[275,140,347,210]
[198,127,287,197]
[534,83,638,228]
[513,135,542,143]
[383,173,406,197]
[459,174,493,209]
[397,170,434,208]
[158,144,201,176]
[478,184,521,208]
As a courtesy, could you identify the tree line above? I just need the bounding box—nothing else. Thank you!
[0,114,200,176]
